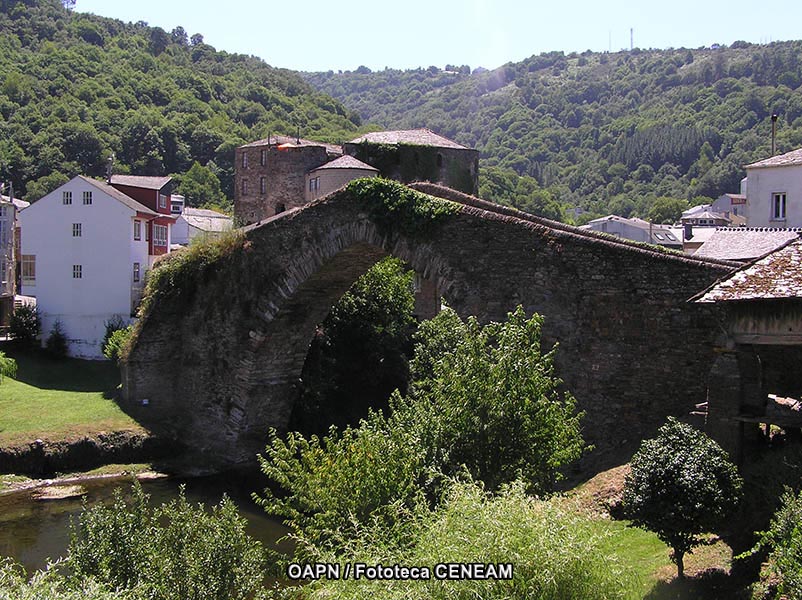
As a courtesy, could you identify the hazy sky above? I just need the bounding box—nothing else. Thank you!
[73,0,802,72]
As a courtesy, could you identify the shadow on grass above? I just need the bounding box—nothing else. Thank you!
[644,569,752,600]
[1,343,120,394]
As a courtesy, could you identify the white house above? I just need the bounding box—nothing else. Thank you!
[580,215,683,250]
[19,175,174,358]
[171,207,233,246]
[743,148,802,227]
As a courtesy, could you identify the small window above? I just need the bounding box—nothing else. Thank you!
[159,194,168,209]
[134,220,141,241]
[773,192,787,220]
[72,223,82,237]
[241,180,248,195]
[73,264,82,279]
[260,149,267,166]
[242,152,248,168]
[260,177,266,194]
[133,262,141,283]
[63,191,72,205]
[83,191,92,205]
[145,224,149,241]
[21,255,35,284]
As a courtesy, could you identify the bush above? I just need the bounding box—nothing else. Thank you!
[748,488,802,598]
[45,320,69,359]
[103,325,132,362]
[0,558,126,599]
[258,306,585,553]
[622,417,743,578]
[68,482,265,599]
[0,351,17,383]
[101,315,127,353]
[279,481,636,600]
[9,304,41,348]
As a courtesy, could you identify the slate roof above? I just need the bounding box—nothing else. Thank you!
[347,128,470,150]
[308,155,378,172]
[694,228,802,262]
[745,148,802,169]
[240,135,343,156]
[109,175,172,190]
[695,239,802,302]
[79,176,160,216]
[180,207,233,233]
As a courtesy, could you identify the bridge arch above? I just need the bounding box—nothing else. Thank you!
[122,180,735,470]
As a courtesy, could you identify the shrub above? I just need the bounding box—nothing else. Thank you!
[0,558,126,599]
[101,315,127,353]
[622,417,743,578]
[103,325,133,362]
[9,304,41,348]
[0,351,17,383]
[45,320,69,359]
[68,482,265,599]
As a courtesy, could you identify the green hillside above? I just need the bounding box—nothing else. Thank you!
[305,43,802,222]
[0,0,362,205]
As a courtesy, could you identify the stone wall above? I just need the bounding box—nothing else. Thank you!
[123,183,734,471]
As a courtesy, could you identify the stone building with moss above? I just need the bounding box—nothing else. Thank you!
[234,129,478,225]
[343,129,479,195]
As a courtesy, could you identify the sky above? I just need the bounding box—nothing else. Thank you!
[73,0,802,73]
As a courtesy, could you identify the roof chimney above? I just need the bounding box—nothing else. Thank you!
[771,114,778,156]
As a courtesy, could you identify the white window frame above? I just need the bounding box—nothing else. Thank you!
[82,191,92,205]
[153,224,168,247]
[260,177,266,194]
[159,193,168,209]
[241,179,248,195]
[134,220,141,241]
[21,255,35,285]
[72,223,82,237]
[242,152,248,168]
[63,191,72,205]
[772,192,787,220]
[73,264,82,279]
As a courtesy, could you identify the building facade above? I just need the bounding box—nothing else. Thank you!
[19,175,171,358]
[741,148,802,227]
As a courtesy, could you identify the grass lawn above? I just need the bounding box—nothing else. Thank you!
[0,346,145,447]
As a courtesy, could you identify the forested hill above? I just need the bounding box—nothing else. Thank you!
[305,43,802,223]
[0,0,362,204]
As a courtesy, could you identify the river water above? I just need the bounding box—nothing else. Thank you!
[0,471,291,574]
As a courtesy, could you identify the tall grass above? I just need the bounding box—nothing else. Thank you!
[281,480,639,600]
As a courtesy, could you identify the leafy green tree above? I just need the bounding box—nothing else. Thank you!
[174,161,226,209]
[623,418,743,578]
[102,325,133,363]
[25,172,69,202]
[647,197,688,224]
[9,304,41,348]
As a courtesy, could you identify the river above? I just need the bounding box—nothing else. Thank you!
[0,471,291,574]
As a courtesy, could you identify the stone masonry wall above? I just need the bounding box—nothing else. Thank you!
[123,184,733,471]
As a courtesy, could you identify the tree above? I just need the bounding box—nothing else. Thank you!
[647,197,688,224]
[9,304,41,348]
[175,161,226,209]
[623,418,743,578]
[0,351,17,383]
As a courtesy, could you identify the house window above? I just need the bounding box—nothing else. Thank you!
[308,177,320,192]
[0,259,6,285]
[241,179,248,195]
[772,192,787,220]
[63,191,72,205]
[159,194,168,209]
[153,224,167,247]
[260,149,266,166]
[242,152,248,168]
[82,191,92,205]
[72,223,82,237]
[260,177,267,194]
[73,264,82,279]
[133,262,141,283]
[134,220,141,240]
[145,224,149,241]
[21,255,35,285]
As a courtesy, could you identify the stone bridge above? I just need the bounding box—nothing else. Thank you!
[121,180,736,470]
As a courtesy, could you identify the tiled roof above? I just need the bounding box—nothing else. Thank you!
[682,210,730,222]
[240,135,343,156]
[695,239,802,302]
[180,207,233,233]
[347,129,471,150]
[308,155,379,172]
[745,148,802,169]
[79,176,159,216]
[109,175,172,190]
[694,228,802,262]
